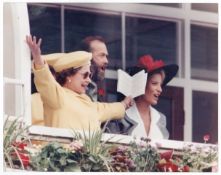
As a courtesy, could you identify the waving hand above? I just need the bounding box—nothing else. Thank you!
[26,35,44,66]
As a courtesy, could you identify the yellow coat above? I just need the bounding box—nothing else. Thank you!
[32,64,125,131]
[31,93,44,125]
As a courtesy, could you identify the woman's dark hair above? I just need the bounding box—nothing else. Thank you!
[55,67,81,86]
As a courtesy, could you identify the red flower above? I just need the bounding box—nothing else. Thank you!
[160,150,173,161]
[203,134,210,142]
[182,165,190,172]
[157,161,178,172]
[98,88,105,96]
[11,142,30,168]
[138,55,165,72]
[18,153,30,168]
[11,152,30,168]
[12,142,27,150]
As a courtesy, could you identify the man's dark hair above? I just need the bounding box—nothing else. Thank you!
[78,36,106,52]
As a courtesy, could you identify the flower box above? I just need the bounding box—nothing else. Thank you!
[4,119,218,172]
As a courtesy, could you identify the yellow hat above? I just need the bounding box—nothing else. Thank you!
[42,53,65,66]
[42,51,92,72]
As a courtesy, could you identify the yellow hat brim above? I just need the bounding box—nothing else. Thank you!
[52,51,92,72]
[42,53,65,66]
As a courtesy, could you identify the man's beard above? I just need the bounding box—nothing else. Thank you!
[90,60,105,83]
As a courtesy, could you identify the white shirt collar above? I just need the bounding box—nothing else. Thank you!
[126,103,164,139]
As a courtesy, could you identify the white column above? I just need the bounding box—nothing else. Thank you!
[8,3,31,124]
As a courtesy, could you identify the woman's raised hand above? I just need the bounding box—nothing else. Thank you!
[26,35,44,66]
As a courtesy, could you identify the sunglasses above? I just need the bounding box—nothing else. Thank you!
[79,72,92,79]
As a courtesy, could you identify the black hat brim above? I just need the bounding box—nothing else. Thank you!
[127,64,179,87]
[149,64,179,86]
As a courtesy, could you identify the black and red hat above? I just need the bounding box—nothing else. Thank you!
[128,54,179,86]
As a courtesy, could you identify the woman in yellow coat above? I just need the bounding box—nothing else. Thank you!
[26,35,133,131]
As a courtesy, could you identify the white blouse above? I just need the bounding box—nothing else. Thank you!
[126,103,166,139]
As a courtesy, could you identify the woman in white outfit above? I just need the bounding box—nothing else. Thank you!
[105,54,178,140]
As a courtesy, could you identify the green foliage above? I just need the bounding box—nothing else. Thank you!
[80,153,110,172]
[108,138,160,172]
[3,116,30,170]
[128,140,160,172]
[73,129,113,171]
[4,118,218,172]
[30,129,113,172]
[182,144,218,171]
[30,142,81,172]
[109,145,136,172]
